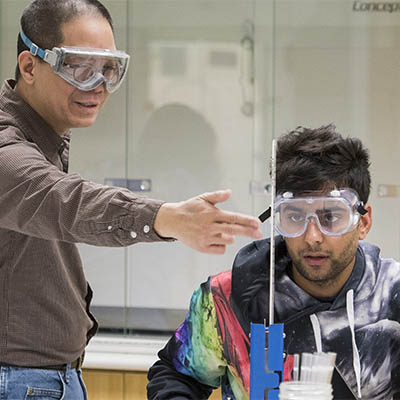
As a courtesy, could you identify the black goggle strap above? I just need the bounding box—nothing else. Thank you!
[357,202,368,216]
[259,201,367,223]
[258,207,271,223]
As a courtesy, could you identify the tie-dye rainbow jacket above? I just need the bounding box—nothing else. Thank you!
[147,237,400,399]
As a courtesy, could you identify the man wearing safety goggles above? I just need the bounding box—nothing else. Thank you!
[147,125,400,400]
[19,28,130,94]
[261,187,371,298]
[0,0,262,399]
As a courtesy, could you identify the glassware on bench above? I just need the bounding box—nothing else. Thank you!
[278,352,336,400]
[279,381,333,400]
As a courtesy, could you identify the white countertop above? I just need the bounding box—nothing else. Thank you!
[82,334,169,371]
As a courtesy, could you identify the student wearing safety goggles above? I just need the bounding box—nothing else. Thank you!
[147,125,400,400]
[0,0,262,398]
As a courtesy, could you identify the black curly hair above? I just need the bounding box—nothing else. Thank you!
[275,124,371,203]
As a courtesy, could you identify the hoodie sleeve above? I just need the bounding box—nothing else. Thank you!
[147,278,227,399]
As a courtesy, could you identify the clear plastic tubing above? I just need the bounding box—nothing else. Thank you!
[279,381,333,400]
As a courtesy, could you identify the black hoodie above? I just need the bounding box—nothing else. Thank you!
[148,238,400,399]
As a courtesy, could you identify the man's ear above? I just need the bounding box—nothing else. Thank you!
[358,204,372,240]
[18,50,39,85]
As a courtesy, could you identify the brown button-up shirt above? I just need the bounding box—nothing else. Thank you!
[0,80,168,367]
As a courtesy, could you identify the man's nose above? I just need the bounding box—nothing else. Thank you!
[92,81,106,93]
[303,217,324,245]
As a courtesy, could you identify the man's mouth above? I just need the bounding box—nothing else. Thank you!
[303,253,329,266]
[76,101,98,108]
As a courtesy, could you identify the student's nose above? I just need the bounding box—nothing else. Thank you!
[303,217,324,245]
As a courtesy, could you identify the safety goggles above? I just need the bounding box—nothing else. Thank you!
[20,29,130,93]
[259,188,367,238]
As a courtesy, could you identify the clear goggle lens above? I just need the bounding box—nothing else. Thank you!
[273,189,366,238]
[63,60,119,84]
[55,48,129,93]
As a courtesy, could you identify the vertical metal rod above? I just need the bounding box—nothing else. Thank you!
[269,139,277,326]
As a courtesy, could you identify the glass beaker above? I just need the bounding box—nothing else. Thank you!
[279,381,333,400]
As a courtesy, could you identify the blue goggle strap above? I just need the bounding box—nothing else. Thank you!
[19,29,59,69]
[19,29,46,60]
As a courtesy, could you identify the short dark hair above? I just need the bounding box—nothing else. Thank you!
[275,124,371,203]
[15,0,114,81]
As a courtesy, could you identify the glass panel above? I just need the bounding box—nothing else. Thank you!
[272,0,400,259]
[124,0,260,330]
[0,0,264,335]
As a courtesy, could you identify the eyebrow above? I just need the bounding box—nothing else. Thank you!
[282,205,347,213]
[281,205,304,213]
[318,206,347,212]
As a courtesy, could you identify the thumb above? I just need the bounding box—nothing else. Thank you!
[200,189,232,205]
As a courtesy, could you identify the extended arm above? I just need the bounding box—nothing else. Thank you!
[0,140,165,246]
[0,140,261,252]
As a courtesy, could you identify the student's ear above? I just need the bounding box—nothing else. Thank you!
[18,50,39,85]
[358,204,372,240]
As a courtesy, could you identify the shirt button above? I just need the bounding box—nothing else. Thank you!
[107,225,112,231]
[130,231,137,239]
[143,225,150,234]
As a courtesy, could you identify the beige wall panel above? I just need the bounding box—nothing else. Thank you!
[83,370,124,400]
[124,372,148,400]
[83,369,222,399]
[123,371,222,400]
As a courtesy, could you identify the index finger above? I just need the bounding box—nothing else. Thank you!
[216,210,261,229]
[210,222,262,240]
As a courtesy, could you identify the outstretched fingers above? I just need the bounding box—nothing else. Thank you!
[209,211,262,239]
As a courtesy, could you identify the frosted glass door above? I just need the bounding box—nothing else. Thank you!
[125,0,262,313]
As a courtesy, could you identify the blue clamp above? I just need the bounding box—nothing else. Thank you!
[250,322,284,400]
